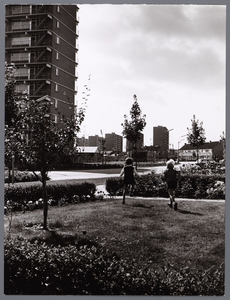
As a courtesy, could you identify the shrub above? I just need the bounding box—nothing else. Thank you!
[105,177,123,196]
[4,236,224,295]
[4,181,96,212]
[206,181,225,199]
[4,170,47,183]
[106,173,225,200]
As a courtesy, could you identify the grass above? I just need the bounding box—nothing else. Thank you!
[5,196,225,273]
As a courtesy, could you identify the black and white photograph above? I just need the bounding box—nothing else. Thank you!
[3,2,226,296]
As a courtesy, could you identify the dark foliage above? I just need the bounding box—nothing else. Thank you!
[4,236,224,295]
[106,172,225,199]
[5,181,96,212]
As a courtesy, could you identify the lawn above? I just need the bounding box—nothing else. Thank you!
[5,196,225,274]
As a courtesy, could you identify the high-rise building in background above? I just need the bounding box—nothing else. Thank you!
[88,135,100,147]
[153,126,169,157]
[105,132,123,153]
[77,136,89,147]
[5,4,79,122]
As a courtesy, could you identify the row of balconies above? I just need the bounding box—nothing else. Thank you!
[5,5,51,17]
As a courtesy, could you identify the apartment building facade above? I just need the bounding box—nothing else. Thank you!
[5,4,78,121]
[153,126,169,158]
[105,132,123,153]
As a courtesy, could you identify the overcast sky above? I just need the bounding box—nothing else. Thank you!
[76,4,226,149]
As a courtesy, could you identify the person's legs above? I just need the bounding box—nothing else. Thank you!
[168,188,174,207]
[130,184,134,196]
[122,184,128,204]
[169,188,178,210]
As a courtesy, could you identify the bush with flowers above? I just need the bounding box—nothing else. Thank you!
[206,181,225,199]
[105,168,225,200]
[4,181,96,213]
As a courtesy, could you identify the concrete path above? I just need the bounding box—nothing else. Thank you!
[48,169,153,181]
[48,171,119,181]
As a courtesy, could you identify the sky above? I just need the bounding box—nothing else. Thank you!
[76,4,226,149]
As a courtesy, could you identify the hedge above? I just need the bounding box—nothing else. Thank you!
[5,181,96,211]
[4,236,224,295]
[105,173,225,199]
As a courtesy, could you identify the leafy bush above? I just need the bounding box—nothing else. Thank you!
[106,172,225,200]
[4,236,224,295]
[4,181,96,212]
[105,177,123,196]
[4,170,47,183]
[206,181,225,199]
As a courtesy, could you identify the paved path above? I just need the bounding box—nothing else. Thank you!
[48,171,119,181]
[47,162,192,181]
[48,169,155,181]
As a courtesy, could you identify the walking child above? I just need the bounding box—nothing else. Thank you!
[164,159,180,210]
[120,157,139,204]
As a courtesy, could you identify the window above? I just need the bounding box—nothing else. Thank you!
[56,52,59,60]
[55,68,59,76]
[56,36,60,44]
[16,67,28,78]
[55,84,58,92]
[57,6,60,13]
[12,20,30,30]
[57,21,60,28]
[15,84,29,93]
[12,5,30,15]
[11,52,29,62]
[12,36,30,47]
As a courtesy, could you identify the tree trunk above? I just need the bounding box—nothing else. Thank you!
[41,171,48,230]
[135,145,138,170]
[8,162,11,184]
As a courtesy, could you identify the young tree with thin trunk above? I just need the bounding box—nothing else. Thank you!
[122,95,146,169]
[5,64,90,230]
[5,62,20,183]
[15,95,87,230]
[187,115,206,160]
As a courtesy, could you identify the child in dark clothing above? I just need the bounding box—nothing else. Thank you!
[120,157,139,204]
[164,159,180,210]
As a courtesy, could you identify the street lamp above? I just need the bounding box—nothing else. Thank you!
[167,128,174,158]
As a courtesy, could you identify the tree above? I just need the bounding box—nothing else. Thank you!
[4,66,90,229]
[220,131,226,161]
[5,62,20,183]
[122,95,146,168]
[5,62,18,127]
[187,115,206,160]
[15,95,86,229]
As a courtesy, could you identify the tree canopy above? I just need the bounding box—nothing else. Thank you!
[4,62,88,229]
[122,95,146,165]
[187,114,206,159]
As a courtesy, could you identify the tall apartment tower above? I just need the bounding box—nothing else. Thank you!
[153,126,169,155]
[5,4,79,120]
[105,132,123,153]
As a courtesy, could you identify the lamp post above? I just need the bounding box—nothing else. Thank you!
[167,128,174,159]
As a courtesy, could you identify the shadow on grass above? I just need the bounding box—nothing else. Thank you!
[129,203,154,209]
[29,230,100,248]
[177,209,204,216]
